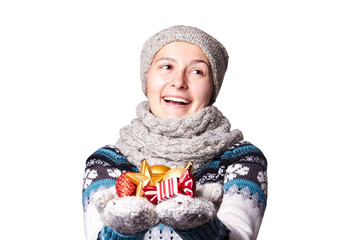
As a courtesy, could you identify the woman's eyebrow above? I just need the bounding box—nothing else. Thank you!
[191,59,210,68]
[154,57,210,68]
[154,57,176,63]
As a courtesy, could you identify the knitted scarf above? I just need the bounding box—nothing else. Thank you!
[116,101,243,173]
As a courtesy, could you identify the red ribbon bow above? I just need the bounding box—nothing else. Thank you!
[143,169,196,204]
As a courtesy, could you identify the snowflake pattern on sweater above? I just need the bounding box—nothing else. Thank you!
[82,141,267,240]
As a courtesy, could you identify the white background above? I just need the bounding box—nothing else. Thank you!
[1,0,359,239]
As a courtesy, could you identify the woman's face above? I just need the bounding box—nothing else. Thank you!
[146,42,213,118]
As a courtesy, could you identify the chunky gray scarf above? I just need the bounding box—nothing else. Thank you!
[116,102,243,173]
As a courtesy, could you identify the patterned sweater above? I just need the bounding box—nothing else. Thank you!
[82,141,267,240]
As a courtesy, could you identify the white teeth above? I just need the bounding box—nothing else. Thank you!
[163,97,190,104]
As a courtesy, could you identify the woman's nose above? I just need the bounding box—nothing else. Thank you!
[170,71,188,89]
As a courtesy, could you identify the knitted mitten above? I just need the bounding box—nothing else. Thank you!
[195,182,224,211]
[156,183,229,239]
[155,183,223,231]
[92,188,159,235]
[156,194,215,230]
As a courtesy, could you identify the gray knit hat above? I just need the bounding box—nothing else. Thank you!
[140,25,229,104]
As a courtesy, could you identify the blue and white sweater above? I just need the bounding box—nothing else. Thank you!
[82,141,267,240]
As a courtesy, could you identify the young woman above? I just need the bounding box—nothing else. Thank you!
[82,25,267,240]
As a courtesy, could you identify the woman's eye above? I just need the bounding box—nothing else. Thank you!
[191,69,203,75]
[161,65,172,70]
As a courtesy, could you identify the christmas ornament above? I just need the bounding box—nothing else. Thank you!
[150,165,170,184]
[162,162,193,181]
[126,160,157,197]
[143,169,196,204]
[115,172,136,197]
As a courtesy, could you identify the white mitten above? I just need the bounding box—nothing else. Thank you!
[155,182,224,231]
[156,194,215,231]
[92,188,159,235]
[195,182,224,211]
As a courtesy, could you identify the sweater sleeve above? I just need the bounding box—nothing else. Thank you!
[218,141,267,240]
[82,145,140,240]
[194,141,267,240]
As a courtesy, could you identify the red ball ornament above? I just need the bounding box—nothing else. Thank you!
[115,172,136,197]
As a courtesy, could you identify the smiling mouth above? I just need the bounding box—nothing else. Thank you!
[163,97,190,105]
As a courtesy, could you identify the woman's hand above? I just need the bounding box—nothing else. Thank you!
[92,188,159,235]
[155,182,224,231]
[195,182,224,211]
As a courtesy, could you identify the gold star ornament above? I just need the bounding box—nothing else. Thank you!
[126,160,158,197]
